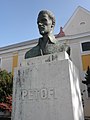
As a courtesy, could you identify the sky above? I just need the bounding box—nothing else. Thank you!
[0,0,90,47]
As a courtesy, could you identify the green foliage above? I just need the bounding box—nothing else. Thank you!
[0,69,13,103]
[82,66,90,85]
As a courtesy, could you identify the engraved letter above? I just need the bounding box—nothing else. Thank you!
[40,88,48,99]
[22,89,28,100]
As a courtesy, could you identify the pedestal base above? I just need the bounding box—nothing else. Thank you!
[12,52,84,120]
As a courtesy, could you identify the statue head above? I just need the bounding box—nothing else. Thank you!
[37,10,55,36]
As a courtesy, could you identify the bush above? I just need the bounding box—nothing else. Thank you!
[0,69,13,112]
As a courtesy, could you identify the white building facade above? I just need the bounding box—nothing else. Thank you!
[0,6,90,118]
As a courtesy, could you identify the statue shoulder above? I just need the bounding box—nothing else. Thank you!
[25,45,40,59]
[55,42,71,56]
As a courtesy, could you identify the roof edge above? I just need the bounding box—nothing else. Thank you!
[63,6,90,31]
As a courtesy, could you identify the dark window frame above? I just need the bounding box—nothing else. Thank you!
[82,42,90,51]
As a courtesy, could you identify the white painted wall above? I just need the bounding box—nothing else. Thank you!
[64,7,90,35]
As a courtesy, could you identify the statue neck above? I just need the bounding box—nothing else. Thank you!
[42,35,49,43]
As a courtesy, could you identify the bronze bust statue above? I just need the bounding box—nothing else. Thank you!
[25,10,70,59]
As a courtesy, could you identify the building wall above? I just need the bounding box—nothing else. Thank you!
[0,41,37,73]
[64,7,90,35]
[0,53,13,72]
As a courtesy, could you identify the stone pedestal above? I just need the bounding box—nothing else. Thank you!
[12,52,84,120]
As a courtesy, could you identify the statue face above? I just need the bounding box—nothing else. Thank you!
[37,13,53,36]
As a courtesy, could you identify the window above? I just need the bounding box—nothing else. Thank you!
[80,21,85,25]
[81,42,90,51]
[81,54,90,71]
[12,53,18,74]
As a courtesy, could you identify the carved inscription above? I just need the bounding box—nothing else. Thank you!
[21,88,57,101]
[45,54,58,62]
